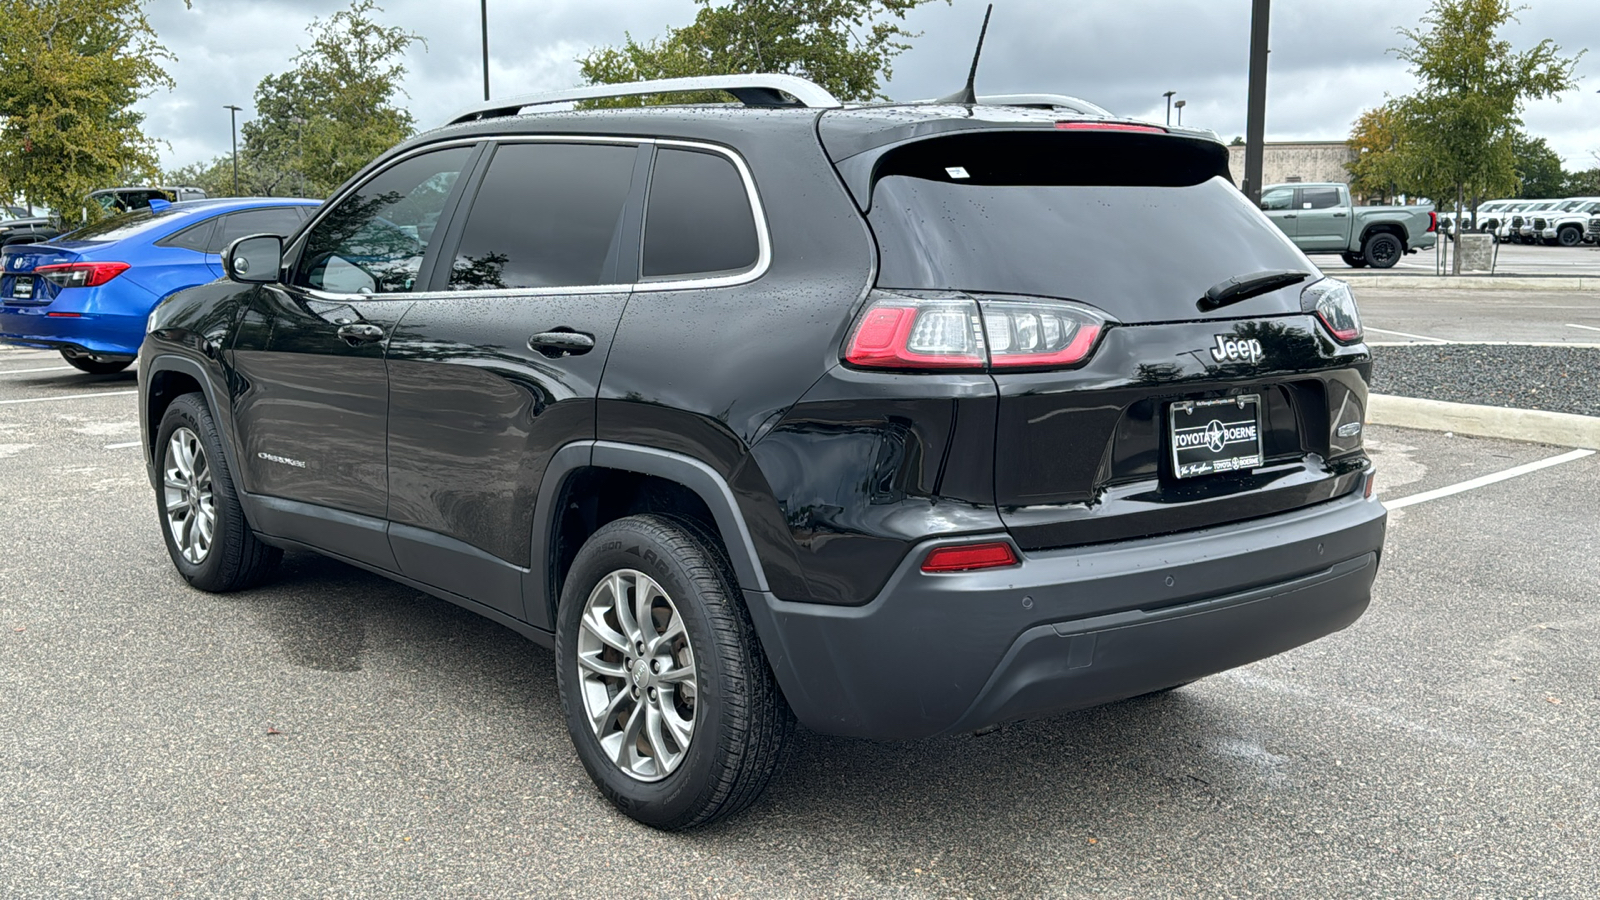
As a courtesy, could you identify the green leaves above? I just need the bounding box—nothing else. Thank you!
[0,0,173,223]
[231,0,422,199]
[1347,0,1581,209]
[576,0,948,106]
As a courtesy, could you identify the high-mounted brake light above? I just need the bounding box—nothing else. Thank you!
[35,262,130,289]
[844,292,1109,372]
[921,541,1019,573]
[1054,122,1167,134]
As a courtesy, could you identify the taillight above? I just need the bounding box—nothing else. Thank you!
[35,262,130,288]
[1428,211,1437,233]
[844,291,1109,371]
[1302,278,1362,344]
[921,541,1019,573]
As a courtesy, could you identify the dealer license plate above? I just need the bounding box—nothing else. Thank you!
[10,276,32,301]
[1169,395,1263,479]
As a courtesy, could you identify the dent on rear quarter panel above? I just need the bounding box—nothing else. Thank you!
[595,111,876,605]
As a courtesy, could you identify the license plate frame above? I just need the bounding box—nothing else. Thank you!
[10,275,33,301]
[1169,394,1264,479]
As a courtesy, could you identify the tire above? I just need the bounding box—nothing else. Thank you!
[1362,232,1403,269]
[61,351,131,375]
[555,514,794,830]
[1558,226,1583,248]
[154,393,282,592]
[1340,251,1368,268]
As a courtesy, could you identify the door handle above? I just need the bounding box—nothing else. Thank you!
[1283,214,1297,219]
[1333,212,1348,218]
[336,323,386,345]
[529,331,596,357]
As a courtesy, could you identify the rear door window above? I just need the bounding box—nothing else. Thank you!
[209,207,309,254]
[642,148,760,280]
[1300,187,1342,209]
[446,142,638,290]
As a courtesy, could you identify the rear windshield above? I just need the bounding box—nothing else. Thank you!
[59,209,189,243]
[867,132,1310,321]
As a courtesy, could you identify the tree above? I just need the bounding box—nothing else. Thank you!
[1566,166,1600,197]
[235,0,421,198]
[1367,0,1580,273]
[1511,133,1565,198]
[577,0,947,105]
[0,0,177,222]
[1345,102,1404,203]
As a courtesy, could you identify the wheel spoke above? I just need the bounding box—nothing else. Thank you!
[643,703,672,766]
[164,494,188,514]
[611,572,642,645]
[577,650,627,680]
[580,605,630,654]
[660,697,694,748]
[591,685,630,734]
[647,610,684,655]
[614,700,646,770]
[655,662,695,685]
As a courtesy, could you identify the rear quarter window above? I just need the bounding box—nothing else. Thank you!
[641,148,760,280]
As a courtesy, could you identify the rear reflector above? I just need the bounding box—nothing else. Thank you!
[921,541,1020,573]
[36,261,130,288]
[1055,122,1167,134]
[46,312,83,317]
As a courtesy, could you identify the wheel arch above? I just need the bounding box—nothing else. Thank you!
[1359,222,1408,250]
[141,355,249,511]
[529,441,771,630]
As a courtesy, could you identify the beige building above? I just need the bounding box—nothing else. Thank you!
[1227,141,1356,189]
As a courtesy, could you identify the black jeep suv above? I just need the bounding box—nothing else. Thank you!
[138,75,1386,829]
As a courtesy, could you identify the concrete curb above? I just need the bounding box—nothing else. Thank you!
[1369,394,1600,449]
[1344,274,1600,291]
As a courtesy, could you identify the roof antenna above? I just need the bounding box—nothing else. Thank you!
[936,4,993,105]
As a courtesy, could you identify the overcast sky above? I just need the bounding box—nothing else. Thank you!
[139,0,1600,175]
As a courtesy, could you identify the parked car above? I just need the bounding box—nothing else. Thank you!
[137,74,1385,829]
[1472,199,1516,236]
[0,198,316,373]
[0,216,61,246]
[1540,198,1600,246]
[1513,199,1562,243]
[1258,182,1435,268]
[88,186,207,216]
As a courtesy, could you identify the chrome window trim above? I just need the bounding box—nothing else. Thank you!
[293,135,770,303]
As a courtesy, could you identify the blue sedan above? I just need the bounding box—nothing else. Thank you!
[0,198,317,374]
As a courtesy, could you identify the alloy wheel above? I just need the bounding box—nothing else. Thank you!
[575,568,698,782]
[162,426,215,564]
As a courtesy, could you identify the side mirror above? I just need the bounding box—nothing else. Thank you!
[223,234,283,284]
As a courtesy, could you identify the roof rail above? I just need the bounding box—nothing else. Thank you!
[444,74,842,126]
[977,94,1114,117]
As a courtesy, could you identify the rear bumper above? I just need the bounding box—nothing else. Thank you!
[0,307,144,357]
[745,484,1386,740]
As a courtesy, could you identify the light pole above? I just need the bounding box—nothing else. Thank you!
[289,115,307,198]
[1174,99,1187,126]
[480,0,490,101]
[1243,0,1271,204]
[224,105,243,196]
[1163,90,1176,126]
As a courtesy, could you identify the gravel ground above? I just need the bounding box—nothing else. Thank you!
[1370,344,1600,417]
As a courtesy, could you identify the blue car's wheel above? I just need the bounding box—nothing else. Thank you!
[60,351,131,375]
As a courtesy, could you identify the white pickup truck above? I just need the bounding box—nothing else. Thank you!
[1259,182,1437,268]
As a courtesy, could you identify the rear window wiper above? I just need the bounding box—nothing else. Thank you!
[1198,269,1311,312]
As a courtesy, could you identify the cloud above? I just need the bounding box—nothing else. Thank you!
[137,0,1600,177]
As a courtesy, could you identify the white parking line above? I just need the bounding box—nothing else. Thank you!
[1366,327,1452,344]
[1385,449,1596,510]
[0,366,74,375]
[1567,323,1600,333]
[104,441,141,450]
[0,390,136,406]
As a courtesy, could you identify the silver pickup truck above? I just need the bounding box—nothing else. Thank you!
[1259,182,1436,269]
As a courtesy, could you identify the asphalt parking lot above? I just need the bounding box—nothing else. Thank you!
[1315,242,1600,278]
[3,346,1598,898]
[1354,285,1600,346]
